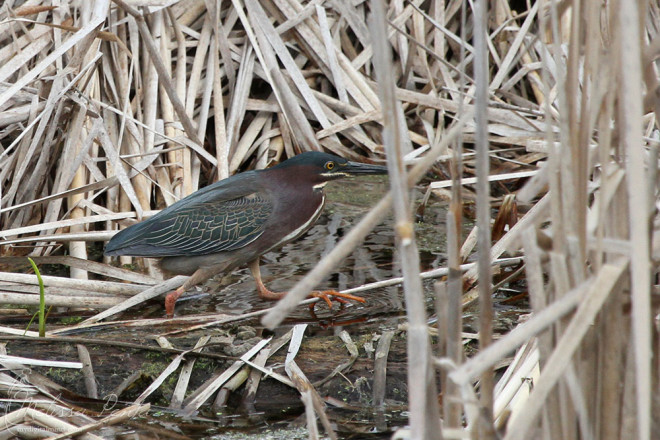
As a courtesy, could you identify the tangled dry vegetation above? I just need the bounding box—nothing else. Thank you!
[0,0,659,439]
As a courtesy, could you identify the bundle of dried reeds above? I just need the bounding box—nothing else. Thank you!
[435,0,659,439]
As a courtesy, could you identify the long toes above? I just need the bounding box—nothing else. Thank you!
[310,290,366,308]
[313,292,334,308]
[308,296,339,311]
[321,290,366,303]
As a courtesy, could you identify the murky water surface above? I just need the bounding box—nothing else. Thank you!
[4,177,528,439]
[126,176,452,438]
[171,176,448,325]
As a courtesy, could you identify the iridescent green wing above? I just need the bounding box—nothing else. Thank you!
[107,192,272,257]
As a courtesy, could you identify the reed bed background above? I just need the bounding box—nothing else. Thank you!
[0,0,658,439]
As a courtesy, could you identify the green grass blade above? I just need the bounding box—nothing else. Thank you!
[27,257,46,337]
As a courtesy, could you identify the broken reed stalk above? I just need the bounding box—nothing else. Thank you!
[76,344,98,399]
[435,276,462,428]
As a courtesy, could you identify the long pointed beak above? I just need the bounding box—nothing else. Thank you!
[344,160,388,175]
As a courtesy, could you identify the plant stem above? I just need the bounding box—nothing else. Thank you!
[27,257,45,337]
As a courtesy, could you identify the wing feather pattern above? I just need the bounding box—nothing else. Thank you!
[106,188,273,257]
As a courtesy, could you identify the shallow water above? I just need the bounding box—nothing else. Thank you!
[170,176,450,327]
[4,177,529,439]
[106,175,454,437]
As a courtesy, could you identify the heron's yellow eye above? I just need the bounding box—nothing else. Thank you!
[325,161,335,170]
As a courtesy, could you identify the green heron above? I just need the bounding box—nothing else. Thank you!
[105,151,388,316]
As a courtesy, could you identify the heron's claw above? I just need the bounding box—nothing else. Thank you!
[309,290,366,309]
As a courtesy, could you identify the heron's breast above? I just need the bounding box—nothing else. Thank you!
[263,188,326,250]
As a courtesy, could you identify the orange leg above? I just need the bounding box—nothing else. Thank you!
[165,286,185,317]
[248,259,366,308]
[164,267,218,317]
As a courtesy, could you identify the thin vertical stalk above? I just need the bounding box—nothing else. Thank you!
[618,0,652,439]
[473,0,494,437]
[370,1,442,438]
[437,216,463,428]
[447,0,466,429]
[211,0,229,180]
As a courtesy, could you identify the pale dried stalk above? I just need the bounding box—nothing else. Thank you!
[0,407,103,440]
[371,1,441,438]
[45,404,150,440]
[0,292,120,308]
[180,338,271,416]
[169,335,212,409]
[473,0,495,436]
[435,273,462,428]
[617,2,652,440]
[503,260,628,440]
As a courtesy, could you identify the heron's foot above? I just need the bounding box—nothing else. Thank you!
[309,290,366,309]
[165,286,185,317]
[255,283,365,309]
